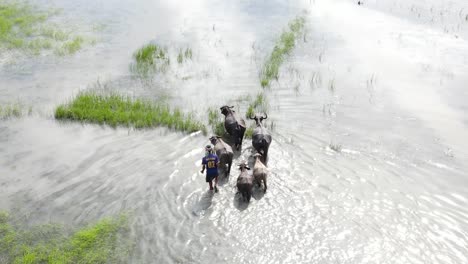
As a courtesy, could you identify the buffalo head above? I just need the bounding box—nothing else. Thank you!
[253,153,263,159]
[209,135,222,145]
[238,162,250,171]
[220,105,235,116]
[249,113,268,126]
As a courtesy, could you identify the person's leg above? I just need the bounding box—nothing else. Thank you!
[214,176,219,192]
[208,180,213,190]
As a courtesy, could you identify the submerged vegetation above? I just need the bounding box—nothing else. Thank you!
[0,1,48,49]
[0,0,90,56]
[207,107,225,136]
[57,36,84,55]
[329,142,342,153]
[0,102,31,119]
[245,92,267,118]
[130,43,170,77]
[177,48,192,64]
[260,16,306,87]
[0,211,132,264]
[244,126,254,139]
[240,92,269,139]
[55,92,206,134]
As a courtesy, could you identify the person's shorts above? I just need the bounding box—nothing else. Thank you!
[206,173,218,182]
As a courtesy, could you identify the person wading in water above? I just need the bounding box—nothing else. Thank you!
[201,145,219,192]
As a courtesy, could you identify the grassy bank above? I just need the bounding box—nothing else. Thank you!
[0,211,132,264]
[55,92,206,134]
[130,43,170,77]
[261,16,306,87]
[0,0,89,55]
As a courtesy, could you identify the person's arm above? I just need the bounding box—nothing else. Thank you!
[201,157,206,173]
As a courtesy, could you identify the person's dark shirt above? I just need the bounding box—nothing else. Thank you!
[202,154,219,176]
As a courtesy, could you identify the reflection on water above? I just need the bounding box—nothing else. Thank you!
[1,0,468,263]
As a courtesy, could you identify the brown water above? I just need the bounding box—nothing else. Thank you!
[1,0,468,263]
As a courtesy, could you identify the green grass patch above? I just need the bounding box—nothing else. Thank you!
[130,43,170,77]
[0,1,88,56]
[40,26,68,41]
[245,92,267,119]
[244,126,254,139]
[260,16,306,88]
[177,48,192,64]
[0,211,132,264]
[0,1,47,48]
[207,107,224,136]
[55,91,206,134]
[57,36,83,55]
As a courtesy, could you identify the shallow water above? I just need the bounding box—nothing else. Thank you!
[1,0,468,263]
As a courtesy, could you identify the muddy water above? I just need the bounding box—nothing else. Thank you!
[1,0,468,263]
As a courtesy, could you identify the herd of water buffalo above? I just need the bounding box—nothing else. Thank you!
[208,105,272,202]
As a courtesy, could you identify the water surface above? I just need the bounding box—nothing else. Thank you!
[1,0,468,263]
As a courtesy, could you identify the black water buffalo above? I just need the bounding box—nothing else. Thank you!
[220,105,246,150]
[236,162,253,202]
[252,153,268,193]
[250,113,272,164]
[209,136,233,177]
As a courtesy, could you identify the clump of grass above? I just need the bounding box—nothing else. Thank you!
[207,107,224,136]
[57,36,84,55]
[184,48,192,59]
[0,211,132,264]
[0,1,47,48]
[55,92,206,134]
[27,38,52,54]
[260,16,306,88]
[0,102,31,119]
[0,103,22,119]
[177,52,183,64]
[244,126,254,139]
[245,92,267,119]
[329,143,342,152]
[40,26,68,41]
[131,43,170,77]
[177,48,192,64]
[0,1,88,56]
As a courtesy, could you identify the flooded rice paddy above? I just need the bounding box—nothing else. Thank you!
[1,0,468,263]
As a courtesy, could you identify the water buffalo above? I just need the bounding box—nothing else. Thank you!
[209,136,233,177]
[220,105,246,150]
[236,162,253,202]
[252,153,268,193]
[250,113,272,164]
